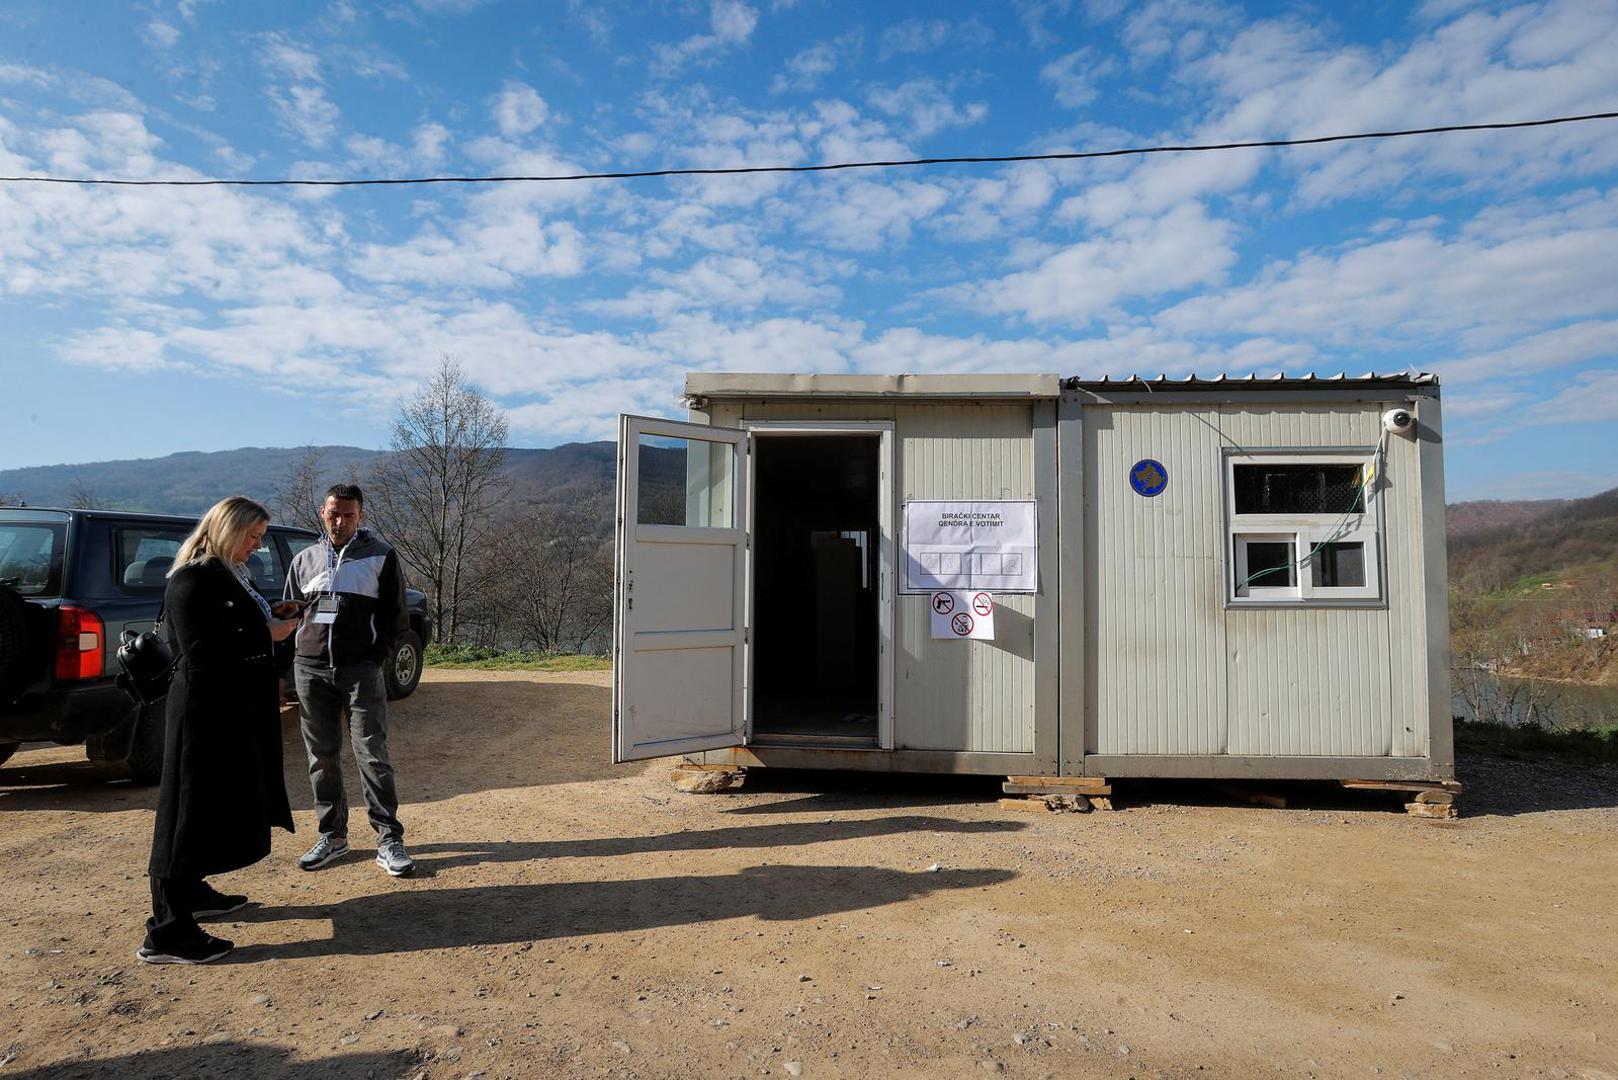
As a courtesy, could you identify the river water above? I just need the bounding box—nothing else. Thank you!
[1452,674,1618,729]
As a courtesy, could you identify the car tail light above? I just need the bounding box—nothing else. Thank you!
[55,606,105,681]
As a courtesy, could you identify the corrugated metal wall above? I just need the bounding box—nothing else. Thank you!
[1083,406,1226,755]
[1084,402,1429,759]
[711,399,1041,754]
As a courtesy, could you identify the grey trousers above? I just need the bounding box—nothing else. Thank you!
[294,661,403,843]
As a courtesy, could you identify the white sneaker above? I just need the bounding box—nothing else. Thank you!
[376,837,415,877]
[297,835,350,871]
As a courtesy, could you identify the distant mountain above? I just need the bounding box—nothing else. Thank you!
[0,446,387,517]
[0,442,681,530]
[1448,487,1618,594]
[1446,498,1568,542]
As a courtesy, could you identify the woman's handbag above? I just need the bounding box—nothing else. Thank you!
[115,607,176,706]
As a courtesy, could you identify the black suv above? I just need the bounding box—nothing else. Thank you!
[0,507,433,783]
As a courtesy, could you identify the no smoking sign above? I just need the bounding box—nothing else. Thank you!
[930,590,996,640]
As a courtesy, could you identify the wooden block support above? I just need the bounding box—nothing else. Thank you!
[1341,779,1464,794]
[1086,796,1114,812]
[1002,780,1112,796]
[671,764,744,794]
[1004,776,1111,795]
[1406,801,1459,819]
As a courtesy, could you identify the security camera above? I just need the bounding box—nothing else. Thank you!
[1381,408,1414,435]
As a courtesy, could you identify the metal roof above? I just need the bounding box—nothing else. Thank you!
[682,371,1438,401]
[685,373,1061,399]
[1063,371,1438,390]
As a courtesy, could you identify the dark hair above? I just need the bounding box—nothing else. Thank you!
[325,483,364,508]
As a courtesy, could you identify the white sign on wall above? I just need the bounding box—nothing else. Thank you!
[903,500,1037,593]
[929,590,996,640]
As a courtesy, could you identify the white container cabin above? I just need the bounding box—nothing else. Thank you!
[611,372,1452,785]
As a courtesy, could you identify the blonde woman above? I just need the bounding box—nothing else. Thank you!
[140,496,299,964]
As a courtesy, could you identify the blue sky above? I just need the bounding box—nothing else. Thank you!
[1,0,1616,501]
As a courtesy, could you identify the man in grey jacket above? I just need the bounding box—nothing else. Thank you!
[284,484,415,877]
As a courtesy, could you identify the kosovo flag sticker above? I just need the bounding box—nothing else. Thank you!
[1129,459,1168,497]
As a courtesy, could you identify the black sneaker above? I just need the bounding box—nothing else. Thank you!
[136,933,234,965]
[192,885,249,919]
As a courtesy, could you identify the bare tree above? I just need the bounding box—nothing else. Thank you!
[367,357,508,644]
[67,475,102,509]
[495,507,613,653]
[270,446,326,533]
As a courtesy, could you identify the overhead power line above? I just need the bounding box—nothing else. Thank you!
[1,111,1614,188]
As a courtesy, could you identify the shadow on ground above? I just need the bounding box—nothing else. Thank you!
[228,863,1014,962]
[719,768,1008,815]
[0,675,616,813]
[4,1043,420,1080]
[399,814,1026,877]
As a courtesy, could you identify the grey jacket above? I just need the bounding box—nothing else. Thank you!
[285,528,409,668]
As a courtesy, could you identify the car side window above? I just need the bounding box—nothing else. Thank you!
[277,532,317,593]
[115,528,190,590]
[249,535,289,596]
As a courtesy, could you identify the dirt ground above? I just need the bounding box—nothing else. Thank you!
[3,669,1617,1080]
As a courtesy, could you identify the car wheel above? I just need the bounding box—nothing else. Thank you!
[385,630,423,700]
[0,742,17,768]
[125,701,167,785]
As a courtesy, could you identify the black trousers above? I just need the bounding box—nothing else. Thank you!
[145,876,205,949]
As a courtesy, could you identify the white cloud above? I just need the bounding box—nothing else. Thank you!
[800,179,950,250]
[587,253,839,319]
[143,21,182,49]
[653,0,759,74]
[493,81,549,138]
[771,41,841,94]
[59,327,177,371]
[1040,49,1113,108]
[1013,0,1076,47]
[0,63,52,87]
[965,202,1237,325]
[353,215,585,288]
[1157,194,1618,345]
[867,80,988,139]
[269,84,340,147]
[879,18,950,57]
[1526,367,1618,425]
[260,34,323,82]
[1445,319,1618,383]
[1457,468,1618,500]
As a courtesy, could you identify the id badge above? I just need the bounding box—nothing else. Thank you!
[313,595,340,625]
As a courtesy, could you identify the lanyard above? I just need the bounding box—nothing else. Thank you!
[325,537,354,597]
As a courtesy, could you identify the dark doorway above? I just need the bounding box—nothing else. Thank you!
[752,434,881,743]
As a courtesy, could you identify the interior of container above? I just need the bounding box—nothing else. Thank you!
[750,433,880,744]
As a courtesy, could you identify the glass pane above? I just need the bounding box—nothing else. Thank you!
[1311,541,1366,588]
[247,539,287,595]
[637,436,734,527]
[1234,463,1364,515]
[0,523,66,597]
[116,528,187,588]
[1240,539,1295,588]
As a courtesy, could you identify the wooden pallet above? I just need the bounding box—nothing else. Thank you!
[1002,775,1111,795]
[1341,778,1462,818]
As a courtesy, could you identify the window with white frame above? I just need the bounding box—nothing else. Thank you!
[1225,453,1381,603]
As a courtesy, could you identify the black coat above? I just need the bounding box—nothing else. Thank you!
[147,558,294,879]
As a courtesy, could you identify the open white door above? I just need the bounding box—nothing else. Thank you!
[612,414,749,763]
